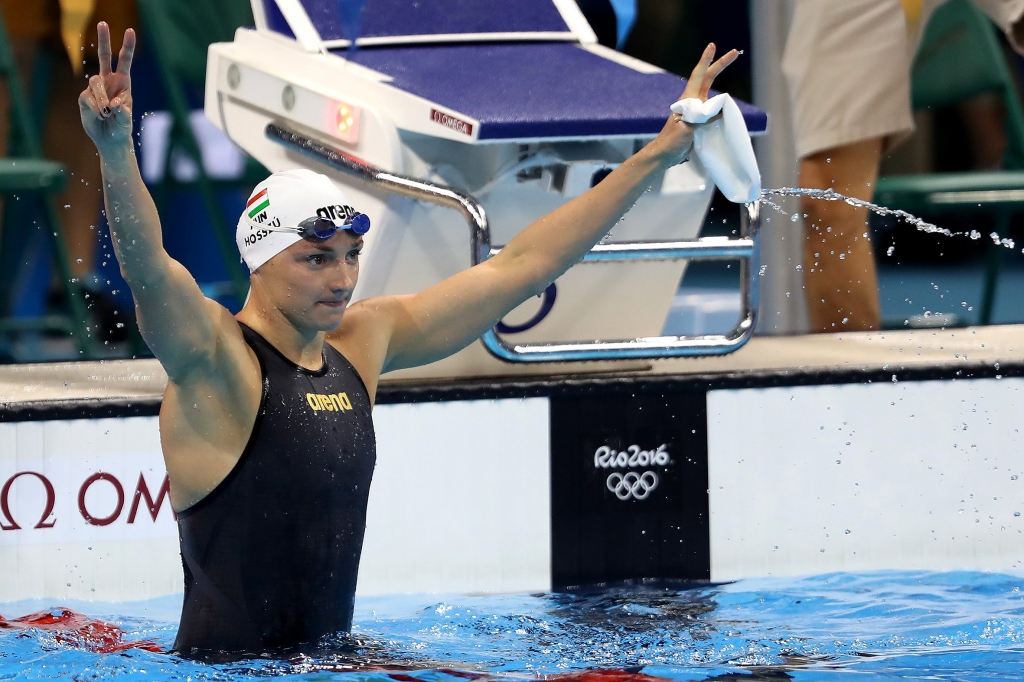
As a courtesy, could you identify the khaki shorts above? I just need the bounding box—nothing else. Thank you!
[781,0,952,159]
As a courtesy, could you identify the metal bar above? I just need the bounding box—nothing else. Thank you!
[480,202,760,362]
[266,122,491,265]
[489,237,756,262]
[265,121,761,362]
[929,189,1024,205]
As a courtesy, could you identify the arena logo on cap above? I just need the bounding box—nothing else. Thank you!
[316,204,358,222]
[430,109,473,136]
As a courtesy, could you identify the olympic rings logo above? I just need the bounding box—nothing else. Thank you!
[606,471,659,500]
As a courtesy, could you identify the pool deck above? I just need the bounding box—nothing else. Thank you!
[0,324,1022,416]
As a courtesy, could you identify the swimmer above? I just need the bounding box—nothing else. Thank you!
[78,21,737,656]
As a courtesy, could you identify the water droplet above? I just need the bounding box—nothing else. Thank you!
[835,459,841,465]
[63,204,70,209]
[1016,512,1021,517]
[76,258,82,263]
[845,529,851,534]
[886,246,895,256]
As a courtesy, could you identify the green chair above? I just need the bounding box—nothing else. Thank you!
[136,0,267,303]
[874,0,1024,325]
[0,10,92,357]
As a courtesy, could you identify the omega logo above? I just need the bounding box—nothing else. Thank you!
[430,108,473,136]
[0,472,55,530]
[0,471,174,530]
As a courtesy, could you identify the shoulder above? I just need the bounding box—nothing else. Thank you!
[167,303,260,396]
[159,311,264,511]
[326,295,413,399]
[159,296,256,382]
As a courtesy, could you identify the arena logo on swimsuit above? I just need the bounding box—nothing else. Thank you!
[430,108,473,136]
[306,392,353,412]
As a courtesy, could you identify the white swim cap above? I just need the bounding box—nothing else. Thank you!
[236,169,363,272]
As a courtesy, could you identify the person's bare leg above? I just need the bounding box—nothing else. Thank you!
[800,137,883,333]
[959,92,1006,171]
[43,46,103,278]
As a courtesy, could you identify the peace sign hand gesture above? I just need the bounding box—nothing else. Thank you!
[648,43,738,166]
[79,22,136,154]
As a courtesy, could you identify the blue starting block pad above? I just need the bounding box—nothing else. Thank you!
[264,0,576,42]
[260,0,769,141]
[348,42,769,141]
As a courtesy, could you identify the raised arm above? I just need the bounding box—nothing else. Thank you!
[80,23,233,381]
[374,44,737,372]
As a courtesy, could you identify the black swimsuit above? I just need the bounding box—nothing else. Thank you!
[173,322,376,657]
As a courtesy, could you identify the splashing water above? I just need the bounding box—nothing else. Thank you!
[761,187,1017,250]
[6,572,1024,680]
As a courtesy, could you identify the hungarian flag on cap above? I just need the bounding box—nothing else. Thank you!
[247,188,270,219]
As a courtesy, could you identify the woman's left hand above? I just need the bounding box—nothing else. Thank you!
[647,43,739,166]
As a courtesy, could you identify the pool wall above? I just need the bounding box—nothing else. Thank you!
[2,327,1024,601]
[0,399,551,602]
[708,378,1024,580]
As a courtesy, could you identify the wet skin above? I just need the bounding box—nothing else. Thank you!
[78,21,737,511]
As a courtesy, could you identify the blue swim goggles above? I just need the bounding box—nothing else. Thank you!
[268,213,371,239]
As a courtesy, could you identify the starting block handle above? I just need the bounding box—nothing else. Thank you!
[265,122,761,362]
[265,122,492,264]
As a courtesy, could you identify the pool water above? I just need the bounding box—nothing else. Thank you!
[3,571,1024,680]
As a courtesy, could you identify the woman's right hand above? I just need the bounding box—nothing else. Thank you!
[78,22,136,155]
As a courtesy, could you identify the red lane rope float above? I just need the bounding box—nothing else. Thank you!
[295,666,664,681]
[543,670,667,682]
[0,608,163,653]
[388,669,665,682]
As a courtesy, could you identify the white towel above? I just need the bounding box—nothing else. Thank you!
[670,94,761,204]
